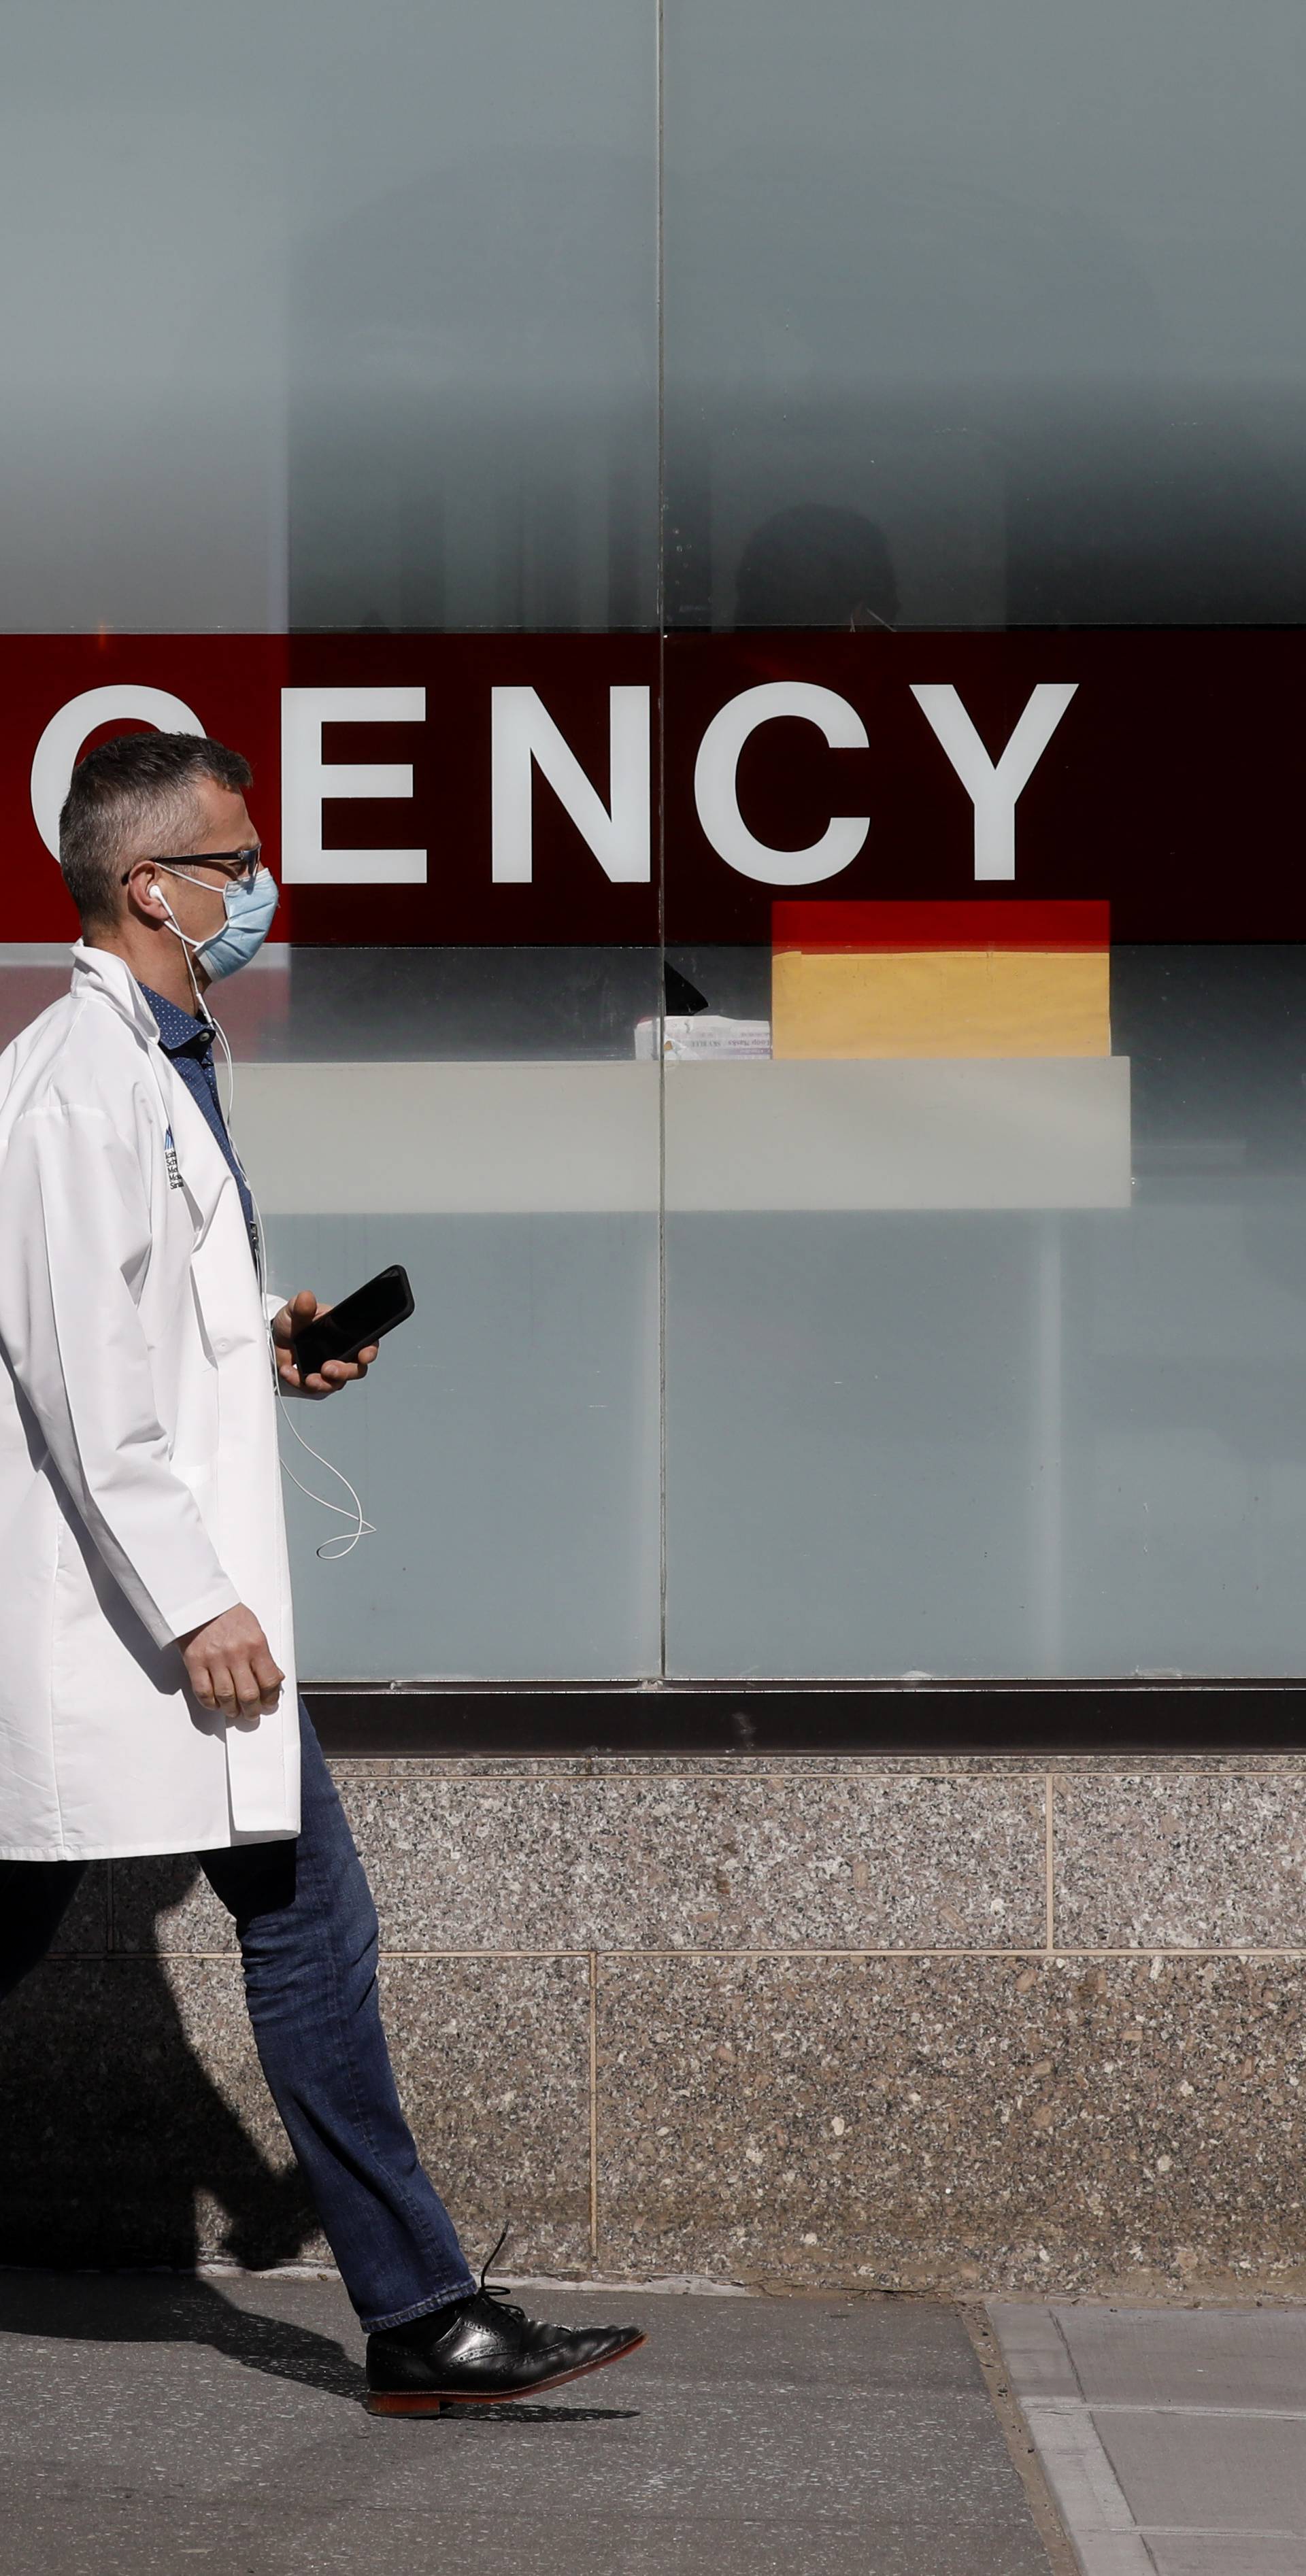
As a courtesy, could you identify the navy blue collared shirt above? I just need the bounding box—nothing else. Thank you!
[138,981,258,1268]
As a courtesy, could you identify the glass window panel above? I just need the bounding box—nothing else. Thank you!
[0,3,660,1685]
[662,2,1306,1681]
[0,1,657,633]
[9,0,1306,1692]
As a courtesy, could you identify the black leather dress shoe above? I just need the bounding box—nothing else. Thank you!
[365,2240,646,2417]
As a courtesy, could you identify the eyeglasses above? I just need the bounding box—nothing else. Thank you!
[122,846,263,886]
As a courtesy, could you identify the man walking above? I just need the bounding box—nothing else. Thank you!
[0,729,643,2416]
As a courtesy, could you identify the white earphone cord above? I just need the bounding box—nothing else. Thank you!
[272,1385,377,1562]
[154,883,375,1560]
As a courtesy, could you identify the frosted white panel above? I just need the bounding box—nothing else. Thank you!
[235,1064,660,1215]
[231,1057,1128,1216]
[663,1060,1131,1213]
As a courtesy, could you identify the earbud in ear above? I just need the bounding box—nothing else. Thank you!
[149,884,163,903]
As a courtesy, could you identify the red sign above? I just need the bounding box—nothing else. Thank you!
[4,628,1303,945]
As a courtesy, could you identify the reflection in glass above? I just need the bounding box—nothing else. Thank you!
[664,0,1306,627]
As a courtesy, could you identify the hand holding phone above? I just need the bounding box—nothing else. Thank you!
[287,1264,416,1380]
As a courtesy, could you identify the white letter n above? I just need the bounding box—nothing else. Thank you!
[490,686,650,883]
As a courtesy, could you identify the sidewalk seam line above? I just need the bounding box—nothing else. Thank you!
[1052,2308,1092,2405]
[1035,2397,1306,2423]
[1017,2400,1158,2576]
[959,2303,1082,2576]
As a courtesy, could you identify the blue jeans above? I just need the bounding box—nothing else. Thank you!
[0,1699,476,2333]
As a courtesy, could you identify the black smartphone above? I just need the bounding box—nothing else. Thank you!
[290,1264,416,1376]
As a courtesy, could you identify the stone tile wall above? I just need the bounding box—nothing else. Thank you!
[4,1753,1306,2297]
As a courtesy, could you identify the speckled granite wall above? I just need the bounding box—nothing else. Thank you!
[4,1752,1306,2298]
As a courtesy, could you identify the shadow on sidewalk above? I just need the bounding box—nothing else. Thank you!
[0,2267,366,2401]
[0,1854,370,2399]
[0,1862,641,2420]
[0,2266,640,2418]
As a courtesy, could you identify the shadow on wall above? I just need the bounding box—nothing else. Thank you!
[663,141,1306,630]
[733,503,899,629]
[0,1857,318,2276]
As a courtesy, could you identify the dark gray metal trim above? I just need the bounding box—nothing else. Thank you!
[304,1679,1306,1757]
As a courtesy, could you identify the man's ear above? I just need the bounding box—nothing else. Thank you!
[124,864,169,923]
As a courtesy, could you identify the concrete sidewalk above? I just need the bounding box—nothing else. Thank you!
[991,2301,1306,2576]
[0,2268,1059,2576]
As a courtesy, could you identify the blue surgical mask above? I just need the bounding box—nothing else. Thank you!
[155,863,280,981]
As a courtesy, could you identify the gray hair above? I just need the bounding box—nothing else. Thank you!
[59,731,253,931]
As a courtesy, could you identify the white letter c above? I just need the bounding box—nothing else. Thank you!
[32,685,205,862]
[692,681,869,886]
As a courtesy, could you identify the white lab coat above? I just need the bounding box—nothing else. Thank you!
[0,942,299,1859]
